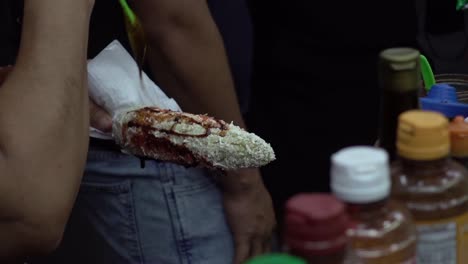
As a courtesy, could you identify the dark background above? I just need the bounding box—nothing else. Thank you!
[246,0,468,234]
[1,0,468,237]
[245,2,408,233]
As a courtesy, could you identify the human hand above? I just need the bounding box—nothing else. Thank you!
[221,169,276,264]
[89,99,112,133]
[0,66,13,86]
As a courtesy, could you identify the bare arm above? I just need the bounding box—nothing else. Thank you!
[133,0,264,191]
[0,0,93,259]
[133,0,245,127]
[133,1,275,262]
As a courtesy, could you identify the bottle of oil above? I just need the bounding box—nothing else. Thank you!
[378,48,420,161]
[391,110,468,264]
[331,146,417,264]
[283,193,356,264]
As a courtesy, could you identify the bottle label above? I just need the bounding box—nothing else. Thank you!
[416,212,468,264]
[351,256,416,264]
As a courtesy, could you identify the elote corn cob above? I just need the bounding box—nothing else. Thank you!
[113,107,276,170]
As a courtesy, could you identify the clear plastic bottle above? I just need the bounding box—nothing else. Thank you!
[392,110,468,264]
[331,146,417,264]
[283,193,357,264]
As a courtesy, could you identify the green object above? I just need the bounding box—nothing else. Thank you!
[245,254,307,264]
[118,0,147,79]
[457,0,468,10]
[119,0,137,25]
[420,54,436,92]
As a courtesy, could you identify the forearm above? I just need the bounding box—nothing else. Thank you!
[0,221,50,262]
[135,0,245,127]
[144,30,263,186]
[0,0,92,248]
[134,0,264,189]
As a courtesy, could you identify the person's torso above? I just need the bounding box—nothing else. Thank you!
[0,0,253,113]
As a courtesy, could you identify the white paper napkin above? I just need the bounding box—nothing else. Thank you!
[87,40,181,139]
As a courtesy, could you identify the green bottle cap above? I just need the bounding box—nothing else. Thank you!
[245,254,307,264]
[379,47,420,93]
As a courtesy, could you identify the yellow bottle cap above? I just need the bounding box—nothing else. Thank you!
[397,110,449,160]
[449,116,468,158]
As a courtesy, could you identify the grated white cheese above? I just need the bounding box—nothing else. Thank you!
[113,109,276,170]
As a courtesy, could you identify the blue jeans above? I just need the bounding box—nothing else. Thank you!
[37,148,234,264]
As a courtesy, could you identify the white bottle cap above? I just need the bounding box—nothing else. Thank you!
[331,146,390,203]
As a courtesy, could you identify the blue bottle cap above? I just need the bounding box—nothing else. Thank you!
[420,84,468,118]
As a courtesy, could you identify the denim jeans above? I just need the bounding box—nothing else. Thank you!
[36,147,234,264]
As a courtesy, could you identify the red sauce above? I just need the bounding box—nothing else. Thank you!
[121,107,223,169]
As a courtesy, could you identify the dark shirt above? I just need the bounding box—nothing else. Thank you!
[0,0,254,114]
[0,1,22,65]
[208,0,253,114]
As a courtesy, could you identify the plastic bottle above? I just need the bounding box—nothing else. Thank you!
[449,115,468,167]
[245,254,306,264]
[378,47,420,161]
[283,193,355,264]
[331,146,417,264]
[391,110,468,264]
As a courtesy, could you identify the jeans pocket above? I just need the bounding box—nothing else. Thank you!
[164,175,234,264]
[70,180,144,264]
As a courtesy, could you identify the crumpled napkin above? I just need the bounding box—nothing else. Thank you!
[87,40,181,139]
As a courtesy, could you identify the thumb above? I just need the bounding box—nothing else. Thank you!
[89,99,112,132]
[233,237,250,264]
[0,66,13,86]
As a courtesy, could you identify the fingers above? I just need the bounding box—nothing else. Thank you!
[264,223,277,252]
[236,233,273,263]
[89,98,112,132]
[0,66,13,86]
[250,237,264,257]
[262,237,273,253]
[257,230,274,255]
[233,238,250,264]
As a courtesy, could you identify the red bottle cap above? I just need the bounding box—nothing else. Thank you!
[284,193,349,256]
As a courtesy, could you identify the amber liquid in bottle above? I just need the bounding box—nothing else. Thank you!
[392,157,468,264]
[287,247,347,264]
[346,200,417,264]
[331,146,417,264]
